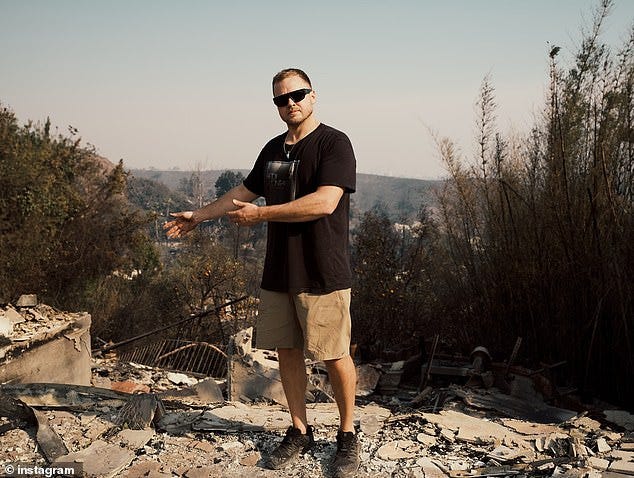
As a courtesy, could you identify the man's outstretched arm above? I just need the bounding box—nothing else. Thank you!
[164,183,259,238]
[226,185,344,226]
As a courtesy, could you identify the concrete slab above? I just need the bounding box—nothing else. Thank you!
[116,428,155,449]
[0,313,91,385]
[194,377,224,403]
[608,459,634,475]
[416,457,448,478]
[3,306,24,325]
[193,401,391,433]
[500,418,562,436]
[422,409,527,445]
[377,440,419,460]
[16,294,38,307]
[0,314,12,336]
[53,440,136,478]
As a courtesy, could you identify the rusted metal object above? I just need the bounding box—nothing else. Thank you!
[505,337,523,378]
[118,340,227,379]
[94,296,248,354]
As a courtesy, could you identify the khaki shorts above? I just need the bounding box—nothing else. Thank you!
[255,288,352,361]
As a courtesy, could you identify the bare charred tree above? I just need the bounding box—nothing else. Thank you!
[429,0,633,406]
[351,207,434,358]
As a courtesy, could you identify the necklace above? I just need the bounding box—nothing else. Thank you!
[283,141,295,159]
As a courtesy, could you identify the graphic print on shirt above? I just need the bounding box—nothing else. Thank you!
[264,160,300,205]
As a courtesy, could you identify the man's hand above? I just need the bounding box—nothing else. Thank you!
[164,211,197,238]
[226,199,262,226]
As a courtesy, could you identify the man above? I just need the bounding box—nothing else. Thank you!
[165,68,359,477]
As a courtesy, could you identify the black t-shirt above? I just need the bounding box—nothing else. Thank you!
[243,123,356,293]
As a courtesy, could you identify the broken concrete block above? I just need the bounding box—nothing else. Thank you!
[16,294,38,307]
[167,372,198,386]
[3,306,25,325]
[416,457,447,478]
[192,440,216,453]
[116,428,155,449]
[377,440,418,461]
[610,450,634,461]
[228,348,289,406]
[534,435,546,452]
[91,376,112,389]
[569,416,602,431]
[54,440,136,478]
[587,457,610,471]
[184,466,217,478]
[0,312,92,385]
[487,445,527,462]
[597,437,613,453]
[447,460,470,471]
[416,432,438,447]
[120,459,163,478]
[608,458,634,475]
[219,440,244,453]
[239,451,261,467]
[0,314,13,336]
[194,378,224,403]
[501,418,563,436]
[441,428,456,442]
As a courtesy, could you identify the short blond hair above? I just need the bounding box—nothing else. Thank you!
[272,68,312,92]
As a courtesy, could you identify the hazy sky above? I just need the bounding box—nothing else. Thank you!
[1,1,633,179]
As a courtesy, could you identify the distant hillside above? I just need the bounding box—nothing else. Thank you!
[354,173,440,221]
[129,168,441,222]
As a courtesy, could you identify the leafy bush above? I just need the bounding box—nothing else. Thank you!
[0,105,157,307]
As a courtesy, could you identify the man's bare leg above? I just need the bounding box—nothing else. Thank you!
[325,354,356,432]
[265,347,314,470]
[277,347,308,432]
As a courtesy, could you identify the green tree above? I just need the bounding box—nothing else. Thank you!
[214,170,245,198]
[0,104,157,308]
[126,176,191,241]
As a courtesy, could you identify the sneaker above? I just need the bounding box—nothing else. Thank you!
[332,429,361,478]
[265,425,315,469]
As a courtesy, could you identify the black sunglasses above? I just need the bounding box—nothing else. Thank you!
[273,88,312,107]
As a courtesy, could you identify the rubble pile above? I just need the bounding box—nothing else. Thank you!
[2,352,634,477]
[0,295,92,385]
[1,305,634,477]
[0,300,83,359]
